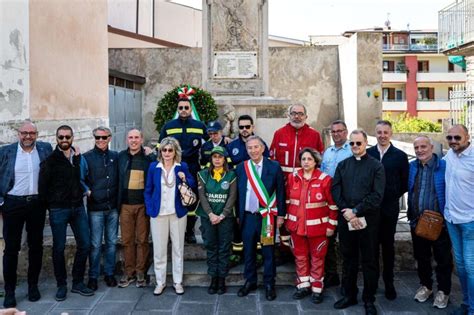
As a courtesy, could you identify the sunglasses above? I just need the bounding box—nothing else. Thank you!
[162,148,174,153]
[94,135,110,140]
[19,131,37,137]
[349,141,363,147]
[57,135,72,140]
[446,135,462,141]
[178,106,190,111]
[239,125,252,130]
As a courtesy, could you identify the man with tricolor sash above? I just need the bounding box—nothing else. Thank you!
[159,88,208,243]
[235,136,286,301]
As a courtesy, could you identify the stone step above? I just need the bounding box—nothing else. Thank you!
[147,260,296,286]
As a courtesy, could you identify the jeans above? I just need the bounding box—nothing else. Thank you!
[2,196,46,293]
[49,206,90,287]
[447,221,474,313]
[88,209,118,279]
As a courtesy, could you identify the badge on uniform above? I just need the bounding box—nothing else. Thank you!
[221,181,229,190]
[232,148,239,156]
[193,139,199,146]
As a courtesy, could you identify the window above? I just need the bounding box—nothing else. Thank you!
[448,61,455,72]
[396,90,403,100]
[418,61,429,72]
[383,88,395,101]
[383,60,395,72]
[418,88,435,100]
[448,87,453,100]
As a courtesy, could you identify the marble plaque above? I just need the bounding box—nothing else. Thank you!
[213,51,258,79]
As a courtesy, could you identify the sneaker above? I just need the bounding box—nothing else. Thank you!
[136,273,146,288]
[414,285,432,303]
[55,285,67,301]
[118,275,137,288]
[71,282,94,296]
[154,284,167,296]
[433,291,449,309]
[173,283,184,295]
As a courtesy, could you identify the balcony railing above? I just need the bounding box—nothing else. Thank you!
[438,0,474,52]
[450,85,474,135]
[410,44,438,51]
[383,72,408,82]
[382,100,407,111]
[383,44,438,51]
[416,71,467,82]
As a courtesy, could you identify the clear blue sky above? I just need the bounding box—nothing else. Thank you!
[172,0,452,40]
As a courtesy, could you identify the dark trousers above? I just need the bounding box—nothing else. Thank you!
[411,227,453,294]
[232,217,243,253]
[200,216,233,277]
[339,216,378,303]
[324,231,339,278]
[184,159,199,236]
[2,196,46,293]
[375,207,399,286]
[49,206,90,287]
[242,212,276,286]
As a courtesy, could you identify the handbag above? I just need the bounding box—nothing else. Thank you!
[414,210,444,241]
[177,181,197,207]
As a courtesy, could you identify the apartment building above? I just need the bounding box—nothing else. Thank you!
[381,30,466,122]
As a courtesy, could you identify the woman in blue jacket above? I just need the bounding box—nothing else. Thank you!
[144,137,195,296]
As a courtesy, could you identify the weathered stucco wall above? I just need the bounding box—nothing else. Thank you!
[109,48,202,140]
[0,0,30,143]
[268,46,340,130]
[356,32,383,132]
[29,0,109,121]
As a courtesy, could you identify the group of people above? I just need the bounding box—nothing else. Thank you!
[0,99,472,315]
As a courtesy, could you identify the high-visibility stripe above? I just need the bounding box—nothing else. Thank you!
[186,128,204,134]
[306,202,328,209]
[318,173,328,180]
[289,199,300,206]
[297,282,311,289]
[287,214,297,222]
[187,210,196,216]
[312,287,322,293]
[329,205,338,211]
[280,235,291,240]
[298,276,310,282]
[306,217,328,226]
[166,128,183,135]
[281,166,301,173]
[329,219,338,226]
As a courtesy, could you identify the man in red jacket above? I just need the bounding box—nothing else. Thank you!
[270,104,325,263]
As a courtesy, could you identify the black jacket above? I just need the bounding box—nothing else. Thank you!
[331,154,385,220]
[117,147,155,207]
[39,146,84,209]
[367,144,409,212]
[83,146,119,211]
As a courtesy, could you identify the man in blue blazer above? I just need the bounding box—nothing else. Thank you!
[235,135,286,301]
[0,121,52,308]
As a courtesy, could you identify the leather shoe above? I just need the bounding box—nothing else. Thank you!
[28,285,41,302]
[384,283,397,300]
[292,287,310,300]
[208,277,218,295]
[334,296,358,309]
[55,285,67,301]
[87,278,98,291]
[105,275,118,287]
[364,302,377,315]
[265,285,276,301]
[311,292,323,304]
[3,292,16,308]
[237,281,257,297]
[324,275,340,288]
[185,232,197,244]
[217,277,226,295]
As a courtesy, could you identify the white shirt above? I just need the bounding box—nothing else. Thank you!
[444,144,474,224]
[377,143,391,161]
[8,144,41,196]
[157,162,176,216]
[245,159,263,213]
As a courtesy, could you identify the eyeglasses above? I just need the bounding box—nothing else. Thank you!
[446,135,462,141]
[162,148,174,153]
[239,125,252,130]
[208,132,218,136]
[331,129,346,134]
[94,135,110,140]
[178,106,190,111]
[290,112,305,117]
[19,131,37,137]
[57,135,72,140]
[349,141,363,147]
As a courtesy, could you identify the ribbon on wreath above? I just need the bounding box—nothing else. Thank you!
[173,85,201,121]
[244,160,278,246]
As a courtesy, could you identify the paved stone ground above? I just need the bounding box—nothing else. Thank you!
[2,271,463,314]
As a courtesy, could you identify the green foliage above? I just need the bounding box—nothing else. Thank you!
[383,113,442,133]
[154,85,218,133]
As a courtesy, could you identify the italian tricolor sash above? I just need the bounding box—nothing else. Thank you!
[244,160,278,245]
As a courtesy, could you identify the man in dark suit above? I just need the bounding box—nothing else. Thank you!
[0,120,52,308]
[235,135,286,301]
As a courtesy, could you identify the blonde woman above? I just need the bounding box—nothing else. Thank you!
[144,137,196,296]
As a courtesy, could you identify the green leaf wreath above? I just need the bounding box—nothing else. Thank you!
[154,84,218,133]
